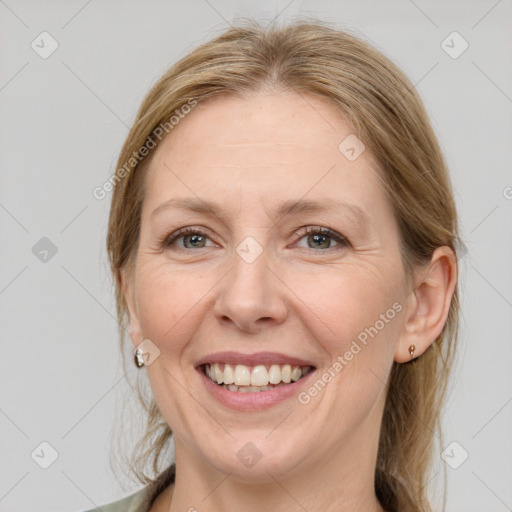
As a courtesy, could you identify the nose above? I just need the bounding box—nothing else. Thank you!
[213,244,288,334]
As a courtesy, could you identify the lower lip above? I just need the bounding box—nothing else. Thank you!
[197,367,316,411]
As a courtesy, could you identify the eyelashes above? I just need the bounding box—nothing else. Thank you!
[161,227,215,250]
[295,226,350,250]
[159,225,350,252]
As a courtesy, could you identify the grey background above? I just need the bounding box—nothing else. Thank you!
[1,1,511,511]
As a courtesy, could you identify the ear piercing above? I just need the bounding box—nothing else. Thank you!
[408,344,416,359]
[134,347,145,368]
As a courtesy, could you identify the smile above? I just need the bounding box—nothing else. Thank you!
[202,363,314,392]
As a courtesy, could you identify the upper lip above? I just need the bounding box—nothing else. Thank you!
[195,351,316,368]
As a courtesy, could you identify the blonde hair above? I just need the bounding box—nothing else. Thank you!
[107,19,460,512]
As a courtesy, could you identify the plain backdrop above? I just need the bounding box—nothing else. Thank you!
[1,1,511,511]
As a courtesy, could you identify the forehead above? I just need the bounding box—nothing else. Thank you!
[143,90,393,227]
[154,90,357,166]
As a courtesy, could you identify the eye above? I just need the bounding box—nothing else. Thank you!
[160,226,350,252]
[161,227,216,249]
[293,226,349,250]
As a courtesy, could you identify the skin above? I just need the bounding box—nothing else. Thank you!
[122,90,457,512]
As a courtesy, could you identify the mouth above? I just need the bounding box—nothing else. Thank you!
[201,363,314,393]
[195,351,317,409]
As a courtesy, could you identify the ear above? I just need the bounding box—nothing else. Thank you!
[395,246,457,363]
[120,267,142,348]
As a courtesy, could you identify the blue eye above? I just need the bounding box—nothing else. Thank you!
[294,226,349,250]
[162,227,214,249]
[161,226,350,251]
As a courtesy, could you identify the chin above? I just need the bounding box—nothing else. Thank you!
[191,428,308,482]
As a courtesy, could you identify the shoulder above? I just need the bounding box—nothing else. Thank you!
[80,486,150,512]
[80,464,176,512]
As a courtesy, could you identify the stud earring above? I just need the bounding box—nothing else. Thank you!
[134,347,145,368]
[408,344,416,359]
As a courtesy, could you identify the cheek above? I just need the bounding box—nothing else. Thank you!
[296,268,402,429]
[134,262,202,348]
[291,262,403,358]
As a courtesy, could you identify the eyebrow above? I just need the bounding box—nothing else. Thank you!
[150,197,368,228]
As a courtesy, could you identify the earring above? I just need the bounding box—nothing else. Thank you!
[408,344,416,359]
[134,347,145,368]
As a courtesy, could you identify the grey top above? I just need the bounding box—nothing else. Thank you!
[81,464,175,512]
[82,487,150,512]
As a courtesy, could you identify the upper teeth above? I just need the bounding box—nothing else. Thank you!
[205,363,311,387]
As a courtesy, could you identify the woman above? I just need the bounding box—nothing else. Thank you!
[85,19,459,512]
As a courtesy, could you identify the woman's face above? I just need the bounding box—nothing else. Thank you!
[124,90,412,482]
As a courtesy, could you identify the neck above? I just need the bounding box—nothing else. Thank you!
[168,426,385,512]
